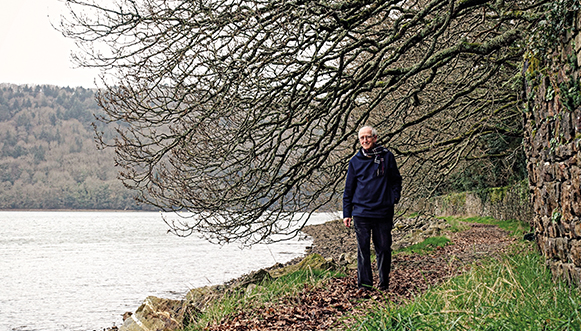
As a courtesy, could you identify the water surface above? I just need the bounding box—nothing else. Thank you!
[0,211,337,331]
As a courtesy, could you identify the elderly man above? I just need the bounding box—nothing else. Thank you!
[343,126,402,294]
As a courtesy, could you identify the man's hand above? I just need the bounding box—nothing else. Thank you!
[343,217,352,228]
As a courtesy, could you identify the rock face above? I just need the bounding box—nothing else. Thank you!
[119,296,193,331]
[523,10,581,285]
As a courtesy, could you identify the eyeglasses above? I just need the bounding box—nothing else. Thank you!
[359,135,375,141]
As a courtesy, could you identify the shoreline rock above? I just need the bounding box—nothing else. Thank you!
[112,253,338,331]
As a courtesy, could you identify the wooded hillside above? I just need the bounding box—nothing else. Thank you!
[0,83,153,210]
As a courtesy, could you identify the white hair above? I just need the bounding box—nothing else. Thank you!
[358,126,378,137]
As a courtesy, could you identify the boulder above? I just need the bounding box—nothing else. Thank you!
[268,253,338,278]
[232,268,273,289]
[119,296,191,331]
[337,252,358,269]
[184,285,225,314]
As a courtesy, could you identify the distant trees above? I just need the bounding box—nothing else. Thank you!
[61,0,551,244]
[0,84,151,210]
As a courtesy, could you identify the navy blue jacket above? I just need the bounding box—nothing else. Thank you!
[343,147,402,219]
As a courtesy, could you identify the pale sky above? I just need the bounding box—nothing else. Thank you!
[0,0,100,88]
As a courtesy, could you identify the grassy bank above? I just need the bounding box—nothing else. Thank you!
[345,241,581,330]
[184,217,581,330]
[185,269,345,330]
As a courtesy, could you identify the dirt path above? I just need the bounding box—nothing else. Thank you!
[207,220,516,330]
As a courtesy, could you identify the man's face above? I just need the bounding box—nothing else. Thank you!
[358,128,377,150]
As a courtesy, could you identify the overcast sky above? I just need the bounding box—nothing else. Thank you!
[0,0,100,88]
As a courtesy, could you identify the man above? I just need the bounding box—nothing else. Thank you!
[343,126,402,294]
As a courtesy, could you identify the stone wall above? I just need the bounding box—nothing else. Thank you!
[421,181,533,223]
[523,11,581,285]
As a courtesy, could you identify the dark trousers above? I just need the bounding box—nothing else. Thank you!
[353,211,393,290]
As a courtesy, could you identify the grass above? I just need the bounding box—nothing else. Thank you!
[342,241,581,330]
[396,236,452,255]
[440,215,531,236]
[184,268,346,330]
[393,215,527,256]
[444,217,472,233]
[342,216,578,330]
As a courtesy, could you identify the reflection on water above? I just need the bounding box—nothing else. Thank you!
[0,211,338,331]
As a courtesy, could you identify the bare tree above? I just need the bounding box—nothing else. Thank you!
[61,0,548,245]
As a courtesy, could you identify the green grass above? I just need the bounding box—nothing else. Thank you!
[341,241,581,330]
[440,216,531,237]
[184,268,345,330]
[394,215,528,256]
[444,217,472,233]
[396,236,452,255]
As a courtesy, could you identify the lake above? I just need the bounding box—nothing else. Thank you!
[0,211,338,331]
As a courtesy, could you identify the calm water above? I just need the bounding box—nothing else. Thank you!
[0,211,338,331]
